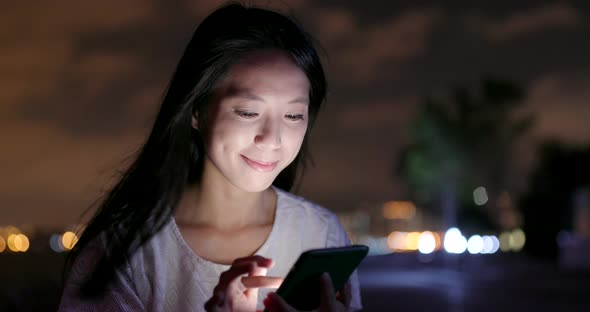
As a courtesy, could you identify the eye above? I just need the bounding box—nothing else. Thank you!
[285,114,305,121]
[234,110,258,119]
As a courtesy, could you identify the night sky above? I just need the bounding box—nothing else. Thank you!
[2,0,590,226]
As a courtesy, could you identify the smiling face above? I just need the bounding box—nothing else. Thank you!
[197,50,310,192]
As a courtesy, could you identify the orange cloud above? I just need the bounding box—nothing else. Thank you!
[334,97,417,130]
[470,3,581,42]
[0,121,144,225]
[184,0,310,18]
[526,75,590,142]
[311,8,442,83]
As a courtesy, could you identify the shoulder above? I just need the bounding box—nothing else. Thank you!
[273,187,350,247]
[274,187,339,225]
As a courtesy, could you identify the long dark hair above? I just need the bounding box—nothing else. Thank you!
[66,2,327,297]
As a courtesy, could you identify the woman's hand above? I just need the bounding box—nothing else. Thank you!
[204,255,283,312]
[262,273,352,312]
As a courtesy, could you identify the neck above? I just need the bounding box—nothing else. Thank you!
[174,166,276,231]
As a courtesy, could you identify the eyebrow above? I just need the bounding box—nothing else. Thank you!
[233,92,309,105]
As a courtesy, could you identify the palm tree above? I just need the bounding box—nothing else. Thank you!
[397,77,534,231]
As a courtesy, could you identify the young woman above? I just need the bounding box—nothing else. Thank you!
[58,3,361,312]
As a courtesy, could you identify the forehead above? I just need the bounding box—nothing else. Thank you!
[216,50,310,98]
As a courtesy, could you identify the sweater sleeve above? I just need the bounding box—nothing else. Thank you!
[57,236,145,312]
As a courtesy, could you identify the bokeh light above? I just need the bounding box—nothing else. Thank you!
[61,231,79,251]
[387,231,407,251]
[473,186,489,206]
[481,235,493,254]
[510,228,526,251]
[499,231,511,252]
[467,235,484,254]
[406,232,420,250]
[418,231,436,254]
[382,201,416,220]
[15,234,30,252]
[444,227,467,254]
[360,235,390,255]
[0,236,6,253]
[490,235,500,253]
[7,234,19,252]
[49,234,64,253]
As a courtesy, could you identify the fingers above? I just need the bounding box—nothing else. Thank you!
[319,272,337,310]
[232,255,274,269]
[218,262,254,294]
[242,276,284,289]
[219,255,272,287]
[204,291,225,312]
[206,256,275,311]
[264,292,296,312]
[336,281,352,308]
[244,261,268,298]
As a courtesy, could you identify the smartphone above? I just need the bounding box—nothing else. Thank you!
[275,245,369,310]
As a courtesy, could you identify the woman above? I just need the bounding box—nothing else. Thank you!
[58,3,361,311]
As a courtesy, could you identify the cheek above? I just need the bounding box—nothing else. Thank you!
[284,126,307,154]
[207,119,255,152]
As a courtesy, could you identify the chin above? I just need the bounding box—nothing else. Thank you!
[236,175,277,193]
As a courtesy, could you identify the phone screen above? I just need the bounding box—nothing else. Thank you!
[275,245,369,310]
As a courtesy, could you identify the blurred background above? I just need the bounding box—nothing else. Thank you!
[2,0,590,311]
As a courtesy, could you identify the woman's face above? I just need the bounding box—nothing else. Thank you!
[198,50,310,192]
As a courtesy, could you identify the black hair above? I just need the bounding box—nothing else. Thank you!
[64,2,327,297]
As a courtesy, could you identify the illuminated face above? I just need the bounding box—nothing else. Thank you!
[198,50,310,192]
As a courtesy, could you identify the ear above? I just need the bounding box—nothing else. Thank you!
[191,112,199,130]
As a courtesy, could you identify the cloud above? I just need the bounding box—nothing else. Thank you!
[1,1,155,38]
[0,120,144,225]
[526,74,590,142]
[0,1,158,127]
[183,0,310,18]
[310,7,442,83]
[300,137,403,207]
[333,97,417,130]
[470,3,581,42]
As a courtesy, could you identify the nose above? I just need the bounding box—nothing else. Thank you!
[255,117,281,150]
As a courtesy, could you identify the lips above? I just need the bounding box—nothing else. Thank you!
[241,155,278,172]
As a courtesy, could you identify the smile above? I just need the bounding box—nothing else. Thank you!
[241,155,278,172]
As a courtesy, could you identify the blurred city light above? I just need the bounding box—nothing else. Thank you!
[499,229,526,252]
[382,201,416,220]
[490,235,500,253]
[444,227,467,254]
[473,186,489,206]
[61,231,79,251]
[510,228,526,251]
[361,236,390,255]
[7,234,19,252]
[1,225,21,239]
[387,231,406,250]
[418,231,436,254]
[481,235,493,254]
[406,232,420,250]
[432,232,442,250]
[499,231,511,252]
[15,234,30,252]
[467,235,484,254]
[0,236,6,253]
[49,234,64,253]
